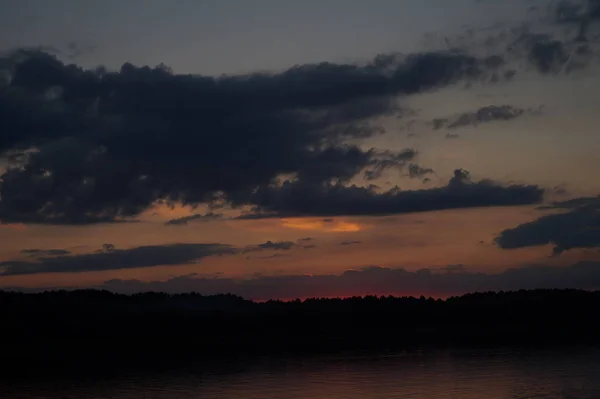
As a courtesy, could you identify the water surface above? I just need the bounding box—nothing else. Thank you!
[4,347,600,398]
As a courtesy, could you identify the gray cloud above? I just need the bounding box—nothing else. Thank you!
[0,47,496,225]
[340,241,362,246]
[1,243,234,275]
[95,262,600,300]
[553,0,600,41]
[496,196,600,255]
[239,169,544,218]
[431,105,538,130]
[165,212,223,226]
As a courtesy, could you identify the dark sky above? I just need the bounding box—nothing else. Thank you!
[2,0,600,299]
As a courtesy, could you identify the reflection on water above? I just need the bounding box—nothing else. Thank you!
[3,348,600,399]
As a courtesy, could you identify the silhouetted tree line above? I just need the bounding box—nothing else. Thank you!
[2,289,600,372]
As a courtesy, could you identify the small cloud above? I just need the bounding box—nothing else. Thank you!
[20,248,71,257]
[297,237,313,242]
[165,212,223,226]
[100,243,116,253]
[407,164,435,179]
[243,240,296,253]
[340,240,362,246]
[433,105,540,131]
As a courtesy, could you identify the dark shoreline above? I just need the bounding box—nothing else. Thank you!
[2,288,600,377]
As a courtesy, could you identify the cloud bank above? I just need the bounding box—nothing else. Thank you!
[96,262,600,300]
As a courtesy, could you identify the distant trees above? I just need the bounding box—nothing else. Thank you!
[2,288,599,370]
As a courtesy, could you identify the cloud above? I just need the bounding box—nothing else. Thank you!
[407,164,435,179]
[3,2,596,226]
[431,105,538,130]
[240,169,544,218]
[96,262,600,300]
[442,2,600,75]
[165,212,223,226]
[553,0,600,41]
[239,241,296,259]
[0,47,498,225]
[20,248,71,256]
[340,241,362,246]
[1,243,234,275]
[496,195,600,255]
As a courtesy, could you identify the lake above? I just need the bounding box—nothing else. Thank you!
[3,347,600,398]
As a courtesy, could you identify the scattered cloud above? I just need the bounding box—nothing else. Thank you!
[407,164,435,179]
[431,105,540,130]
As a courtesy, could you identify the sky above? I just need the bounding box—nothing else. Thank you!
[2,0,600,300]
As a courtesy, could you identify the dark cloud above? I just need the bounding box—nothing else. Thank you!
[97,262,600,300]
[407,164,435,179]
[165,212,223,226]
[553,0,600,41]
[445,133,460,139]
[445,3,600,75]
[0,46,512,225]
[239,169,544,218]
[340,241,362,246]
[431,105,537,130]
[100,243,116,253]
[1,243,234,275]
[257,253,290,260]
[243,240,296,253]
[362,148,418,180]
[20,248,71,256]
[496,196,600,255]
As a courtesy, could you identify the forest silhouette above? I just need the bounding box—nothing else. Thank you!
[2,289,599,374]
